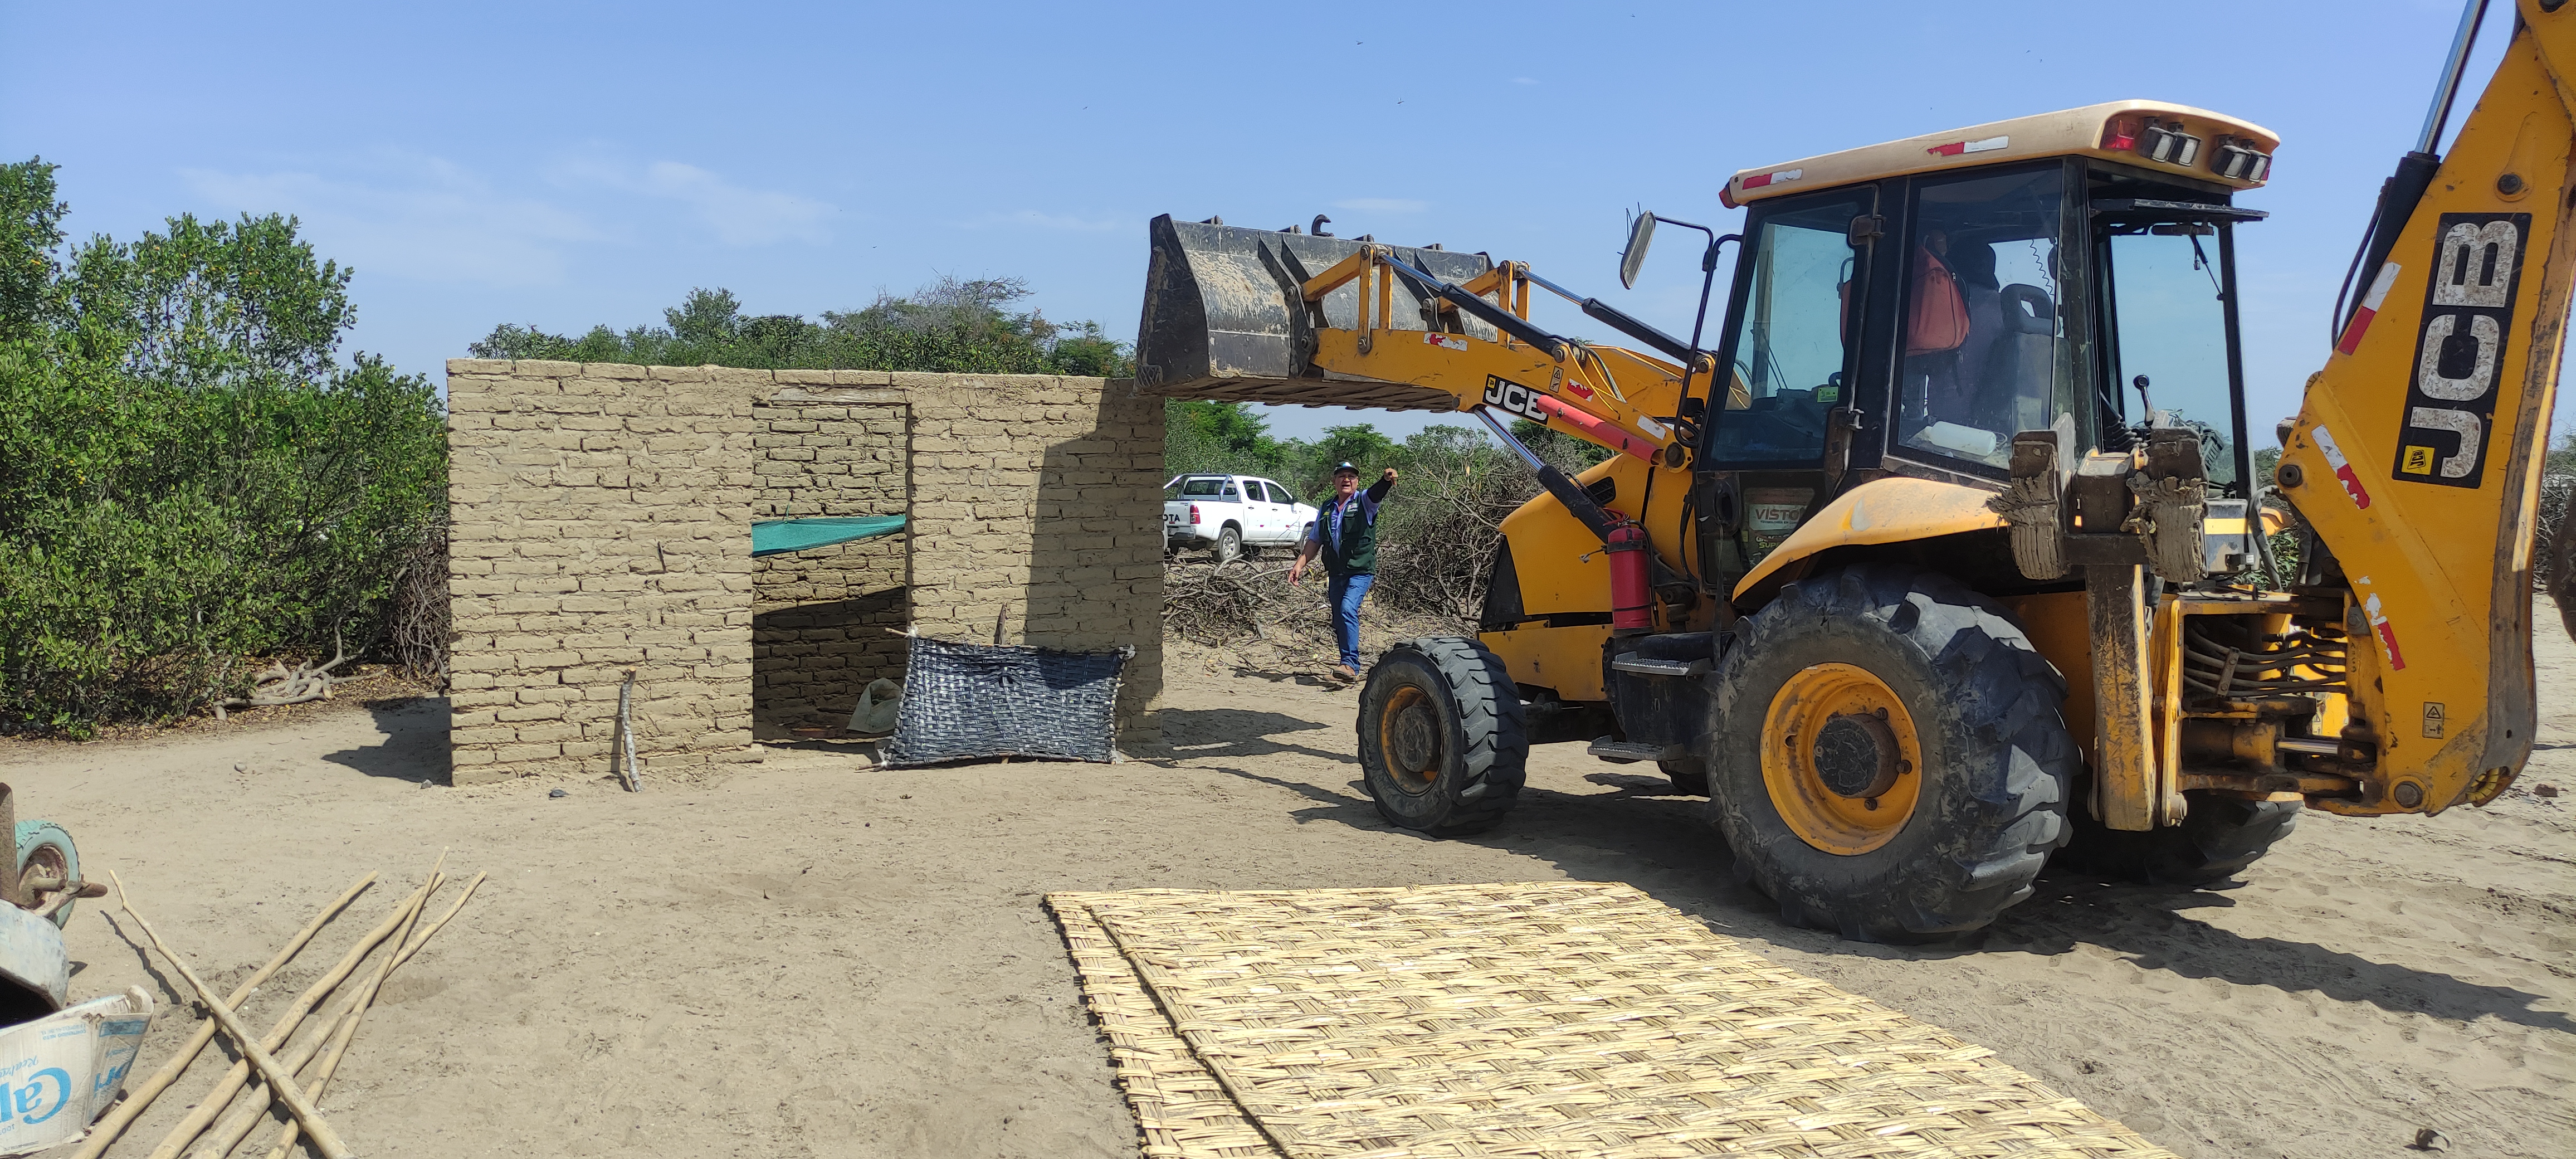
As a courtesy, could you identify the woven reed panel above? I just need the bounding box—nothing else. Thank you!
[1047,882,2175,1159]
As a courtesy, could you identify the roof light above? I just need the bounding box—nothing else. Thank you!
[2134,119,2202,168]
[1926,135,2009,157]
[2101,119,2138,151]
[2210,135,2272,183]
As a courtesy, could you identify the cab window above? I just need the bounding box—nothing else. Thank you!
[1707,192,1872,464]
[2101,228,2238,491]
[1892,165,2068,471]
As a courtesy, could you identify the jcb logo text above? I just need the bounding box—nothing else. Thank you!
[2394,212,2529,488]
[1482,375,1545,423]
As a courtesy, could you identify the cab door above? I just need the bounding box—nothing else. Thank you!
[1694,185,1887,592]
[1245,478,1282,542]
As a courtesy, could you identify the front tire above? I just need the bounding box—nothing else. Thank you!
[1705,564,2075,942]
[1357,638,1527,836]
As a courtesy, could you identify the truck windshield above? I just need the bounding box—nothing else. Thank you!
[2099,227,2237,491]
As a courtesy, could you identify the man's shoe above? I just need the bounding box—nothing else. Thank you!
[1330,664,1360,684]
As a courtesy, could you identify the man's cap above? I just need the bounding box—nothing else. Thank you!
[1333,461,1359,474]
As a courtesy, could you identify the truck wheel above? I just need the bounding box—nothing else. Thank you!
[1214,524,1243,563]
[14,820,79,929]
[1358,637,1528,836]
[1704,564,2074,942]
[1659,759,1710,796]
[2054,791,2300,885]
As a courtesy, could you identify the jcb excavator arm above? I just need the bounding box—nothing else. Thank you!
[2279,0,2576,815]
[1135,215,1705,548]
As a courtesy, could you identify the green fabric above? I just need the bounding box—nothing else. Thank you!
[1317,495,1378,575]
[750,516,907,557]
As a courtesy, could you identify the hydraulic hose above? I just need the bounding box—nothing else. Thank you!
[1476,408,1619,543]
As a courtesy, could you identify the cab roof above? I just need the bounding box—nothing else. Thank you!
[1723,100,2279,207]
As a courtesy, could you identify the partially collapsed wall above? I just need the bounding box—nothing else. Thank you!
[443,361,1164,785]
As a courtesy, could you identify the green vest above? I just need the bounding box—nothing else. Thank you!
[1318,490,1382,575]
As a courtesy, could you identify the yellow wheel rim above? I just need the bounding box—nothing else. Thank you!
[1377,685,1443,795]
[1760,662,1923,855]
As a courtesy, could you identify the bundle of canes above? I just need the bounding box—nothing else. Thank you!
[70,873,379,1159]
[110,870,380,1159]
[186,871,484,1159]
[113,854,474,1159]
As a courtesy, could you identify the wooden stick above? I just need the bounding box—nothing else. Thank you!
[182,888,431,1159]
[255,874,485,1159]
[111,873,358,1159]
[143,860,441,1159]
[69,872,377,1159]
[188,870,474,1159]
[194,875,474,1159]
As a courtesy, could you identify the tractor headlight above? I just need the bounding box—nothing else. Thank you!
[2135,119,2202,168]
[2211,136,2272,183]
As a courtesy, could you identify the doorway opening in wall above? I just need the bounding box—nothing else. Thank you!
[749,399,913,744]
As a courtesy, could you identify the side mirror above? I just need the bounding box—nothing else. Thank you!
[1619,211,1657,289]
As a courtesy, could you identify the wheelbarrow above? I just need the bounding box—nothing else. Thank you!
[0,784,100,1025]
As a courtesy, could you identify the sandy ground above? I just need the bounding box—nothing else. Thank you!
[0,634,2568,1159]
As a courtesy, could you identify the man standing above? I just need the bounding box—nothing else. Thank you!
[1289,462,1398,684]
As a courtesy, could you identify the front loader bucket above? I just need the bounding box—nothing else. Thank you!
[1136,215,1495,412]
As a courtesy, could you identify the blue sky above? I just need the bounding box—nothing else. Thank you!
[1,0,2515,442]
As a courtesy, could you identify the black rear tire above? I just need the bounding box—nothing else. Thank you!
[1357,638,1528,836]
[1215,524,1243,563]
[2055,791,2301,885]
[1704,564,2075,943]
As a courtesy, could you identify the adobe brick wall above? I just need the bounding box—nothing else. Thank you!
[445,361,1164,785]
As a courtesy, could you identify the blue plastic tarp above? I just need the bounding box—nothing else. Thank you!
[750,516,908,557]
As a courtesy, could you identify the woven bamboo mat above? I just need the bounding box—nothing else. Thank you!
[1047,881,2177,1159]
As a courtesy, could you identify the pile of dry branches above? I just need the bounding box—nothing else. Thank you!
[215,642,353,718]
[1162,558,1330,650]
[386,523,451,689]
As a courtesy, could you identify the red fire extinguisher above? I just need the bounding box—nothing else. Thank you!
[1606,522,1651,634]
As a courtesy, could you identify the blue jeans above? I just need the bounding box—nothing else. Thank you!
[1326,572,1375,670]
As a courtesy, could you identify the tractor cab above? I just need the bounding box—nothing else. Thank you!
[1684,101,2277,597]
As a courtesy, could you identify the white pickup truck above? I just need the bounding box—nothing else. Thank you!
[1164,474,1318,562]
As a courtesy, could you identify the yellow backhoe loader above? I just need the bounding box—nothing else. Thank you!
[1136,0,2565,941]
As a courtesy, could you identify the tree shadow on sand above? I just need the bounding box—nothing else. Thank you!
[1152,705,2576,1035]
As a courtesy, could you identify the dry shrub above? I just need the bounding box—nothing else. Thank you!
[1162,554,1471,674]
[2538,475,2574,594]
[386,523,451,689]
[1371,425,1600,620]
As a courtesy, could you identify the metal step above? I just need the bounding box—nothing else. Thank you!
[1587,738,1685,764]
[1609,654,1709,678]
